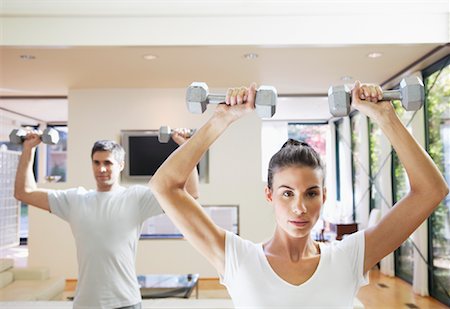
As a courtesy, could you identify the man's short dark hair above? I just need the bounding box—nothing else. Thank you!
[91,140,125,163]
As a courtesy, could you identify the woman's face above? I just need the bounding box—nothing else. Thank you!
[265,165,326,239]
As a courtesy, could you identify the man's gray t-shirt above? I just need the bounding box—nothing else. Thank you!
[48,185,162,309]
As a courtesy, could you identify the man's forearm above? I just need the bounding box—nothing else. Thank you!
[14,147,37,198]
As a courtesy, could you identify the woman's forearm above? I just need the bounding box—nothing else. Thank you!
[185,167,200,199]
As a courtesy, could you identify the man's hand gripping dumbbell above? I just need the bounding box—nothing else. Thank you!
[9,128,60,145]
[158,126,195,144]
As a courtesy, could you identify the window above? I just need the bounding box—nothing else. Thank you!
[287,123,328,159]
[424,56,450,306]
[334,119,343,202]
[350,112,370,227]
[368,120,383,212]
[46,125,68,182]
[391,99,417,284]
[0,148,21,250]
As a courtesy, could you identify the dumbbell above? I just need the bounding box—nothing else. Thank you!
[328,76,425,117]
[9,128,60,145]
[158,126,195,143]
[186,82,277,118]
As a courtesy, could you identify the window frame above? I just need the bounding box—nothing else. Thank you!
[423,54,450,306]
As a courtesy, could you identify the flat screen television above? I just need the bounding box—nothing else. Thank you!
[121,130,179,181]
[121,129,209,182]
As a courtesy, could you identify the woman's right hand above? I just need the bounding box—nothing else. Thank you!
[213,83,257,123]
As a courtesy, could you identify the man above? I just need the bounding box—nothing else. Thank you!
[14,131,198,309]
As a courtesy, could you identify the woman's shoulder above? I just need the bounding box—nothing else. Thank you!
[324,230,366,260]
[224,231,261,256]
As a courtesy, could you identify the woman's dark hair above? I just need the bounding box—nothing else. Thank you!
[267,139,326,189]
[91,140,125,163]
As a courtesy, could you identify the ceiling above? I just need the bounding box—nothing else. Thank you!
[0,44,448,122]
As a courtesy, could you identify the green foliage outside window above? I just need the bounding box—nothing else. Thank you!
[392,99,414,283]
[426,63,450,304]
[427,67,449,245]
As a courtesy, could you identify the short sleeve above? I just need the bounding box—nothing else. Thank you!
[220,231,254,287]
[134,185,163,222]
[48,187,85,222]
[339,231,369,288]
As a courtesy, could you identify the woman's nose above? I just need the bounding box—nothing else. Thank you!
[292,200,307,215]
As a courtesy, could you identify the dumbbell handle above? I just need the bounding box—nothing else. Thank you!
[380,90,402,101]
[207,91,272,104]
[352,89,401,102]
[350,89,401,102]
[207,93,229,104]
[171,128,196,135]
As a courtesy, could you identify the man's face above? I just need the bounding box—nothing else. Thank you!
[91,151,124,191]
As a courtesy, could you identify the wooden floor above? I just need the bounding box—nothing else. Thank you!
[65,269,448,308]
[357,269,448,309]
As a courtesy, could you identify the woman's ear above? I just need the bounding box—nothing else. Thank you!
[322,187,327,204]
[265,186,273,202]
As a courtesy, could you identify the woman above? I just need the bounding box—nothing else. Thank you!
[150,82,448,308]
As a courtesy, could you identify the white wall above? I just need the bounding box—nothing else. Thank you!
[28,88,276,278]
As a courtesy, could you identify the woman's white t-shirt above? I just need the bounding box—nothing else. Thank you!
[221,231,368,309]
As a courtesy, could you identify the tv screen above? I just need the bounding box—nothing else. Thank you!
[121,130,178,181]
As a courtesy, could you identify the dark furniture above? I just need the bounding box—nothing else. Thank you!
[137,274,199,299]
[329,222,358,240]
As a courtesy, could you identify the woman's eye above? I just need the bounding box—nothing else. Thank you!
[282,191,293,197]
[307,191,318,198]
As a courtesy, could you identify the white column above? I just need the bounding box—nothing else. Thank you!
[354,114,370,230]
[410,71,429,296]
[378,130,395,276]
[323,120,337,222]
[339,117,354,222]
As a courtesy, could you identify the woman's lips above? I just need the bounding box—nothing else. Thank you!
[288,220,309,227]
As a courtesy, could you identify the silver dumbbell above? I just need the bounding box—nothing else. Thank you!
[158,126,195,143]
[186,82,277,119]
[9,128,60,145]
[328,76,425,117]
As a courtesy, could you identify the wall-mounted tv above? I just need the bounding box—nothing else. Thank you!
[121,129,209,183]
[121,130,179,181]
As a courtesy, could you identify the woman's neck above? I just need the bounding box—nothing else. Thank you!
[264,227,319,262]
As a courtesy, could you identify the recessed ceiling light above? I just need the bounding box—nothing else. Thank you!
[143,54,157,60]
[367,52,383,59]
[20,55,36,60]
[243,53,258,60]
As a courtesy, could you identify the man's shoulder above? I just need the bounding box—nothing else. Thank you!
[122,184,152,196]
[49,186,90,196]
